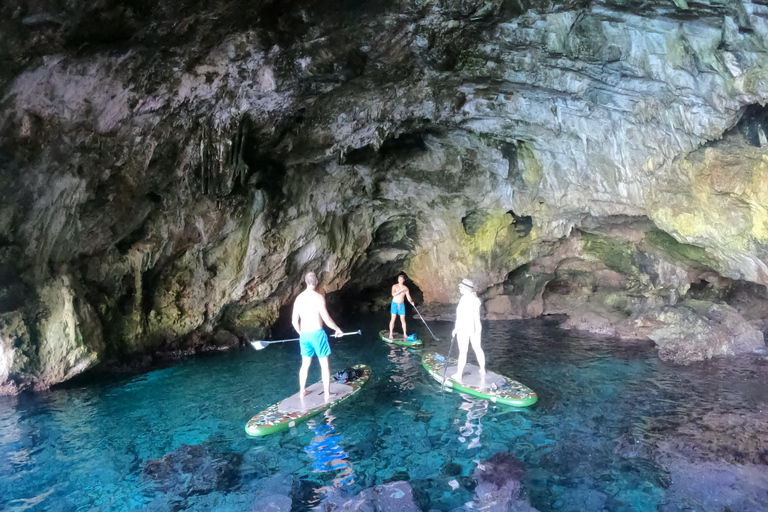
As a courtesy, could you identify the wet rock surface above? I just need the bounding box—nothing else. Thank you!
[1,0,768,388]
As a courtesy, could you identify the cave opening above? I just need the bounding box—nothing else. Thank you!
[329,271,425,316]
[268,272,425,339]
[737,103,768,148]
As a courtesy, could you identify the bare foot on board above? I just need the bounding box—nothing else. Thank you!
[321,391,338,403]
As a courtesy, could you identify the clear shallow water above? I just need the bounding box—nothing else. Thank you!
[2,317,767,511]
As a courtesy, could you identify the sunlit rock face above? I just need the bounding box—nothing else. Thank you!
[1,0,768,390]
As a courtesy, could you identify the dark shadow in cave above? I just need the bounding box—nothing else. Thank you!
[737,103,768,148]
[267,274,425,339]
[342,128,436,166]
[509,210,533,237]
[270,215,423,336]
[329,272,424,314]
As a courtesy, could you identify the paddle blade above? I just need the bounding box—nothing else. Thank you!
[250,341,268,351]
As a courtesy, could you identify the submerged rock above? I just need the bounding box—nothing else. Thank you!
[660,461,768,512]
[318,480,421,512]
[143,444,241,498]
[649,408,768,512]
[451,452,539,512]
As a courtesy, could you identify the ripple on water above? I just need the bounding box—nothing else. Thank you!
[0,316,767,511]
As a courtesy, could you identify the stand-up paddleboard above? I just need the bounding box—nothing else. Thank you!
[379,330,422,347]
[422,352,537,407]
[245,365,371,437]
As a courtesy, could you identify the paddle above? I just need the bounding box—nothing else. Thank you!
[440,333,456,395]
[412,304,439,341]
[250,330,362,351]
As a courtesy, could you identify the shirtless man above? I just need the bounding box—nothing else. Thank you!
[451,278,485,384]
[389,274,414,340]
[292,272,343,403]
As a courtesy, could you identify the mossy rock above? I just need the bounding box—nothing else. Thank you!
[229,301,278,340]
[645,229,718,271]
[581,231,638,277]
[0,310,32,378]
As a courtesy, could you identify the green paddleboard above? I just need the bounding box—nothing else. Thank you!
[379,330,422,347]
[245,364,371,437]
[422,352,538,407]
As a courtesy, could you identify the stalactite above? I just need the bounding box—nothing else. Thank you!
[198,116,250,196]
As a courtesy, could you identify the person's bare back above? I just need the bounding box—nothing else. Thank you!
[292,272,343,403]
[293,288,326,333]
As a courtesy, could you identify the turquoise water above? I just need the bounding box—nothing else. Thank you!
[2,317,767,511]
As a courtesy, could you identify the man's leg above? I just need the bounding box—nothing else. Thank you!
[389,313,397,338]
[299,356,312,397]
[318,356,335,403]
[469,333,486,374]
[451,334,470,383]
[399,314,407,338]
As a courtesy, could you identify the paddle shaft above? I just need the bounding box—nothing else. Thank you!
[440,334,456,395]
[253,330,361,346]
[412,304,439,342]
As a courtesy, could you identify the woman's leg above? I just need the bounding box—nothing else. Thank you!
[469,333,486,374]
[451,334,470,383]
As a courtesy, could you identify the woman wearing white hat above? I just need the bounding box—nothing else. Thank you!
[451,278,485,383]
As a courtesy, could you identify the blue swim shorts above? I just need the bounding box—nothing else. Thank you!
[390,302,406,316]
[300,329,331,358]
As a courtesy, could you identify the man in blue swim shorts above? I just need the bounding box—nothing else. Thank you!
[292,272,344,403]
[389,274,414,340]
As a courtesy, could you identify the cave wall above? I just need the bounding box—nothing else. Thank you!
[1,0,768,391]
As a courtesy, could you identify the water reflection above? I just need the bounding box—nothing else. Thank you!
[7,488,55,512]
[457,394,488,450]
[386,344,420,392]
[303,412,354,487]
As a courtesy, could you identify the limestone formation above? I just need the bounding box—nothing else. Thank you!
[2,0,768,390]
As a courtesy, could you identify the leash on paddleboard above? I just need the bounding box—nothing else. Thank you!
[250,330,362,351]
[440,333,456,395]
[412,304,439,342]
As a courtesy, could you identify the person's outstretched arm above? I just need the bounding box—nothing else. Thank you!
[319,296,343,336]
[405,287,414,305]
